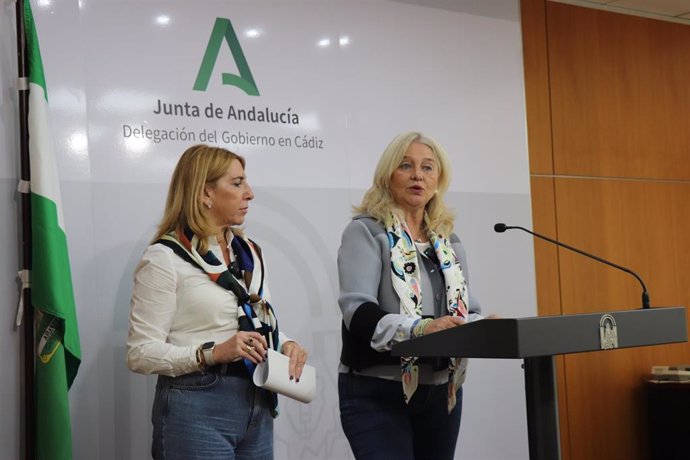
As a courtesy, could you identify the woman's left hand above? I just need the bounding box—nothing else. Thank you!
[281,341,308,382]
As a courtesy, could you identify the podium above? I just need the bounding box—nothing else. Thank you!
[391,306,687,460]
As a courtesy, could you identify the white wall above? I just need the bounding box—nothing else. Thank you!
[0,1,535,458]
[1,2,21,458]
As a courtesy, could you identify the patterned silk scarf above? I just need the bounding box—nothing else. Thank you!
[159,227,280,412]
[387,214,469,412]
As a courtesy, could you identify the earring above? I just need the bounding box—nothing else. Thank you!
[205,202,212,209]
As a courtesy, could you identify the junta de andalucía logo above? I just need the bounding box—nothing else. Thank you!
[194,17,259,96]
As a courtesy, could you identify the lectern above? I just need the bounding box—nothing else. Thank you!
[391,306,687,460]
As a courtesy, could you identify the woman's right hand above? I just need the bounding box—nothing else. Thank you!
[213,331,268,364]
[423,316,465,335]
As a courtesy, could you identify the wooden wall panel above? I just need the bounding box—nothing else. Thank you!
[530,177,561,314]
[521,0,554,174]
[522,1,690,459]
[555,178,690,312]
[547,2,690,180]
[554,178,690,460]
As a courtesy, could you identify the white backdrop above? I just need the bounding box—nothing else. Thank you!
[1,1,537,458]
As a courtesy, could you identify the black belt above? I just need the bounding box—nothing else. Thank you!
[206,360,250,378]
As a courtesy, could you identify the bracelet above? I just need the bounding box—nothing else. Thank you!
[412,318,432,337]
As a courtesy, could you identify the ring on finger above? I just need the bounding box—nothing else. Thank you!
[248,337,254,345]
[246,345,254,353]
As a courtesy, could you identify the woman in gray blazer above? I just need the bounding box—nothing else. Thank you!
[337,132,483,460]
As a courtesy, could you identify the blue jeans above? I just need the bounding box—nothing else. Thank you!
[339,372,463,460]
[152,371,273,460]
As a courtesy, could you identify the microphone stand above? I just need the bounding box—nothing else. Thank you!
[495,224,650,309]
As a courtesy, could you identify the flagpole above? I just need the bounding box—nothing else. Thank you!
[15,0,36,458]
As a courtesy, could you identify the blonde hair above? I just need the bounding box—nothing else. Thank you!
[354,131,455,235]
[153,144,246,253]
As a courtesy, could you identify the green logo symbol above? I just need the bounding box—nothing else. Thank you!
[194,18,260,96]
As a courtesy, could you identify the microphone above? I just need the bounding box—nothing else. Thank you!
[494,223,650,309]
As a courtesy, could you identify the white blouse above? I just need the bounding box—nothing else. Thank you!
[127,236,290,377]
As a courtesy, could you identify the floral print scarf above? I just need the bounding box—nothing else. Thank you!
[387,213,468,412]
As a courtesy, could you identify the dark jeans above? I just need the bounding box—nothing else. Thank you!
[338,372,463,460]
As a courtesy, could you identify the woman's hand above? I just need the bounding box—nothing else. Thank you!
[423,316,465,335]
[281,341,308,382]
[214,331,268,364]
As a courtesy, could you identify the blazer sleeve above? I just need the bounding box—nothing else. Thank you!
[338,219,416,350]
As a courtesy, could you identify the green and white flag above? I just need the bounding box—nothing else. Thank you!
[24,1,82,459]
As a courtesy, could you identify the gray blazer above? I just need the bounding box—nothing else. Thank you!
[337,215,482,371]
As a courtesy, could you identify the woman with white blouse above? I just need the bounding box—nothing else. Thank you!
[127,144,308,460]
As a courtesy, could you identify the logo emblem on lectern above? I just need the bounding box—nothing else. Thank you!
[599,314,618,350]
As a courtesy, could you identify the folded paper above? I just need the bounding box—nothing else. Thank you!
[253,348,316,403]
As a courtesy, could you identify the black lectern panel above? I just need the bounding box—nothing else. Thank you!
[391,306,687,460]
[392,306,687,359]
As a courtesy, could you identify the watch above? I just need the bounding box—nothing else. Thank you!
[200,341,216,367]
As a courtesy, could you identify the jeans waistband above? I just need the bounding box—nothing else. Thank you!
[206,360,250,378]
